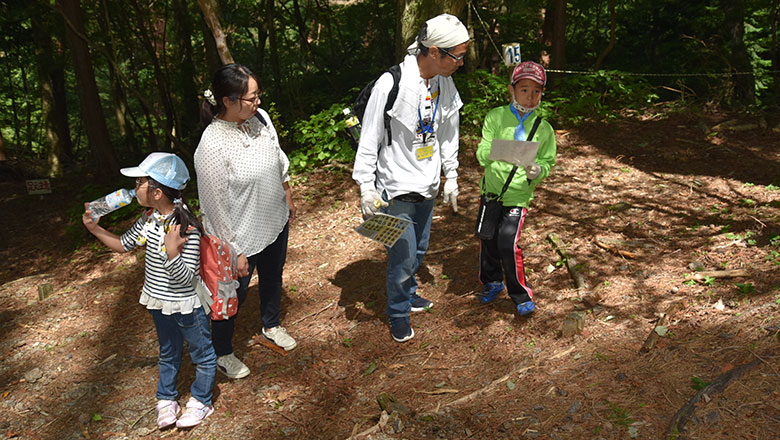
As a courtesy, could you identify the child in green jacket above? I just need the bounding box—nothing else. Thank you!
[475,61,557,316]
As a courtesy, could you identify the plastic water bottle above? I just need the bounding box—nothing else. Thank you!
[88,188,136,219]
[343,108,361,148]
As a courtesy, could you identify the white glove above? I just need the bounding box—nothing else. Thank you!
[442,178,459,213]
[360,188,388,219]
[524,163,541,180]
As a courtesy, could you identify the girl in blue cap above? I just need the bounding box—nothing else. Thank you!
[82,152,216,430]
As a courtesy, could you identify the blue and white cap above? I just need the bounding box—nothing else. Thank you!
[120,152,190,190]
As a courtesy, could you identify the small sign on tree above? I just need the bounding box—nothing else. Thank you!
[26,179,52,195]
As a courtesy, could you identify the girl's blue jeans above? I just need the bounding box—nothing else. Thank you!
[149,307,217,406]
[383,196,434,318]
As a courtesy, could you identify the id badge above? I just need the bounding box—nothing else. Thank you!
[415,133,435,161]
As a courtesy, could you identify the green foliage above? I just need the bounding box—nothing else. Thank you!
[457,70,509,136]
[289,103,355,173]
[608,403,636,426]
[690,375,712,390]
[544,71,659,124]
[734,282,755,294]
[765,236,780,265]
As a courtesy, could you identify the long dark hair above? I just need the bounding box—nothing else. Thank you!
[147,178,205,237]
[199,63,259,127]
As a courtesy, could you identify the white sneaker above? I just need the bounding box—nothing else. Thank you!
[175,397,214,428]
[216,353,250,379]
[156,399,180,429]
[262,326,297,351]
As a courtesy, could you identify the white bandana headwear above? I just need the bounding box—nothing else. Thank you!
[407,13,469,55]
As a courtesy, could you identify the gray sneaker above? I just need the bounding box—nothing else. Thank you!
[262,326,297,351]
[216,353,250,379]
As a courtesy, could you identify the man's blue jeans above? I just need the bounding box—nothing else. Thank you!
[383,196,434,318]
[149,307,217,406]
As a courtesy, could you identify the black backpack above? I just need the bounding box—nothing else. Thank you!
[351,64,402,150]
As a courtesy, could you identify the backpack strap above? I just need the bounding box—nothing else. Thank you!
[381,64,402,144]
[253,109,267,127]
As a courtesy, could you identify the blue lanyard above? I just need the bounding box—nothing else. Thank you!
[418,81,440,134]
[510,105,531,141]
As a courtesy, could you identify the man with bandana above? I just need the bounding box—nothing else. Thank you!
[352,13,469,342]
[475,61,557,316]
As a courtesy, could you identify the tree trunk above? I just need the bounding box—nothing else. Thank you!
[254,21,268,78]
[541,4,552,66]
[173,0,201,145]
[291,0,312,66]
[98,0,139,156]
[57,0,118,182]
[0,131,6,161]
[5,60,21,153]
[50,67,74,160]
[396,0,468,62]
[541,0,567,85]
[21,63,34,152]
[593,0,615,70]
[200,17,222,76]
[722,0,755,107]
[465,1,476,73]
[266,0,282,91]
[128,0,180,152]
[32,10,73,177]
[551,0,566,71]
[772,1,779,88]
[197,0,234,65]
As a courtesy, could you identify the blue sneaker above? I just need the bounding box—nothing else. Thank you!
[479,281,505,304]
[389,317,414,343]
[410,295,433,312]
[517,300,536,316]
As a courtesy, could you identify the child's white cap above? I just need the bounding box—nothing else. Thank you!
[120,152,190,190]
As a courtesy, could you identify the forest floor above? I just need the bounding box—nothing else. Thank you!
[1,108,779,440]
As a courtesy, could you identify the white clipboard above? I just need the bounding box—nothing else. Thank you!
[489,139,539,167]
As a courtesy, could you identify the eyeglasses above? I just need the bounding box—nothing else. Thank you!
[135,177,148,187]
[440,47,465,62]
[239,93,262,105]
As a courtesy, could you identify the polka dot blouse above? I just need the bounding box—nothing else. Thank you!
[194,108,290,257]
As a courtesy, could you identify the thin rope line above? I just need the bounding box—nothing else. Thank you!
[470,1,502,62]
[546,69,779,77]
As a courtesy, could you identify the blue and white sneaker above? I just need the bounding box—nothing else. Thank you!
[517,300,536,316]
[389,317,414,343]
[479,281,505,304]
[410,295,433,312]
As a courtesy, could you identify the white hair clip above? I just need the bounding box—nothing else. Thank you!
[204,89,217,106]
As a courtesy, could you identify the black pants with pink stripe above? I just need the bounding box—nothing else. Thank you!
[479,206,534,305]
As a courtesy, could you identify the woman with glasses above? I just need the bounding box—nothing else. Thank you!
[194,64,297,380]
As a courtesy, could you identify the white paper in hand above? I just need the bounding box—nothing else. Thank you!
[355,213,412,248]
[489,139,540,167]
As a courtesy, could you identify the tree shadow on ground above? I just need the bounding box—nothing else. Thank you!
[573,113,780,186]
